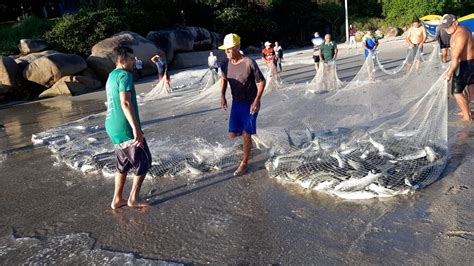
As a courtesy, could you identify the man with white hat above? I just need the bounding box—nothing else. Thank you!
[443,14,474,122]
[219,33,266,176]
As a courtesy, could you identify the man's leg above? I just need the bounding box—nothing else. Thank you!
[111,172,127,209]
[128,174,150,208]
[234,132,251,175]
[441,48,447,63]
[454,92,472,121]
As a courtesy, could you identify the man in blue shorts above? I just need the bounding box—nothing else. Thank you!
[219,33,266,176]
[105,46,152,209]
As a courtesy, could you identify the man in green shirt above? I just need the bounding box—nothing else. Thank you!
[105,46,152,209]
[319,34,338,62]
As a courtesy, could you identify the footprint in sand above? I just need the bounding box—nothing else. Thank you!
[444,230,474,241]
[446,185,469,195]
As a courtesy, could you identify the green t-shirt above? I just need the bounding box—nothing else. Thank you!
[105,68,142,144]
[320,41,337,61]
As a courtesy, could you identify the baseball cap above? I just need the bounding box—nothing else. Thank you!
[218,33,241,50]
[441,14,456,27]
[264,41,271,47]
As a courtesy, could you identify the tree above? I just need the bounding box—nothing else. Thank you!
[382,0,447,27]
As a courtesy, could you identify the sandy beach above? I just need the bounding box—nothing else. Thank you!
[1,39,473,264]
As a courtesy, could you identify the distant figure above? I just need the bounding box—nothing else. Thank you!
[151,55,171,93]
[105,46,151,210]
[274,41,284,72]
[443,14,474,122]
[436,14,452,63]
[362,28,379,81]
[208,51,218,73]
[311,32,324,71]
[134,57,143,80]
[262,41,277,76]
[262,41,276,66]
[219,33,266,176]
[349,24,357,49]
[320,34,338,62]
[362,28,379,57]
[405,18,427,73]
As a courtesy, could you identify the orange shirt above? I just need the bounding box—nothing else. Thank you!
[262,48,275,64]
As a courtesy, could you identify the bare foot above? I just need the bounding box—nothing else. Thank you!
[460,117,472,122]
[127,199,151,208]
[233,163,248,176]
[111,198,127,210]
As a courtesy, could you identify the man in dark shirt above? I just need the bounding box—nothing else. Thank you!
[436,15,452,63]
[349,24,357,49]
[219,33,266,176]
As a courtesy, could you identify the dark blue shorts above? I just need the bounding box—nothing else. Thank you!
[229,101,258,135]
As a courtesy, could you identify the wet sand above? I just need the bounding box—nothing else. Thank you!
[1,41,473,264]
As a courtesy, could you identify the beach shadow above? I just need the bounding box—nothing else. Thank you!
[146,156,268,206]
[439,126,474,179]
[147,169,238,206]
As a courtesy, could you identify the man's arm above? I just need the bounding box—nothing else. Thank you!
[446,34,462,80]
[421,27,427,46]
[220,74,228,111]
[119,92,143,145]
[406,28,414,47]
[333,48,338,60]
[251,79,266,114]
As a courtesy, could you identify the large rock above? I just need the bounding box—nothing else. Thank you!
[24,53,87,87]
[15,50,59,70]
[87,31,162,83]
[0,56,22,94]
[385,27,403,38]
[355,31,365,42]
[39,75,102,98]
[147,26,220,63]
[19,39,49,54]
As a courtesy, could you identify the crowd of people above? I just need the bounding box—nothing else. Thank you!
[104,14,473,209]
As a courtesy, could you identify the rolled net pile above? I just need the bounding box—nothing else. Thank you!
[32,44,449,199]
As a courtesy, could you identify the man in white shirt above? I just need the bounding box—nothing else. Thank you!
[134,56,143,80]
[208,51,218,73]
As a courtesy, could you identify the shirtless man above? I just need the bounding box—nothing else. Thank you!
[443,14,474,122]
[405,18,427,73]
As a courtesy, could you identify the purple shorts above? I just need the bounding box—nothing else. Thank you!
[114,139,152,176]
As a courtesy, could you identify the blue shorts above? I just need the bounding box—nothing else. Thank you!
[229,101,258,135]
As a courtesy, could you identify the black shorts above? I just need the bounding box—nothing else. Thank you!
[406,44,423,63]
[114,139,152,176]
[439,41,449,49]
[313,55,320,63]
[452,60,474,94]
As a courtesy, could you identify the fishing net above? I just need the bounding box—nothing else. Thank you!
[32,43,449,199]
[305,61,343,94]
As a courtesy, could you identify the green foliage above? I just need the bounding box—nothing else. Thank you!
[45,8,126,56]
[0,17,54,56]
[216,6,277,46]
[381,0,447,28]
[351,17,390,32]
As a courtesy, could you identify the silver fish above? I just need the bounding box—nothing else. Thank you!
[330,190,378,200]
[335,171,381,191]
[330,151,346,168]
[424,146,437,163]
